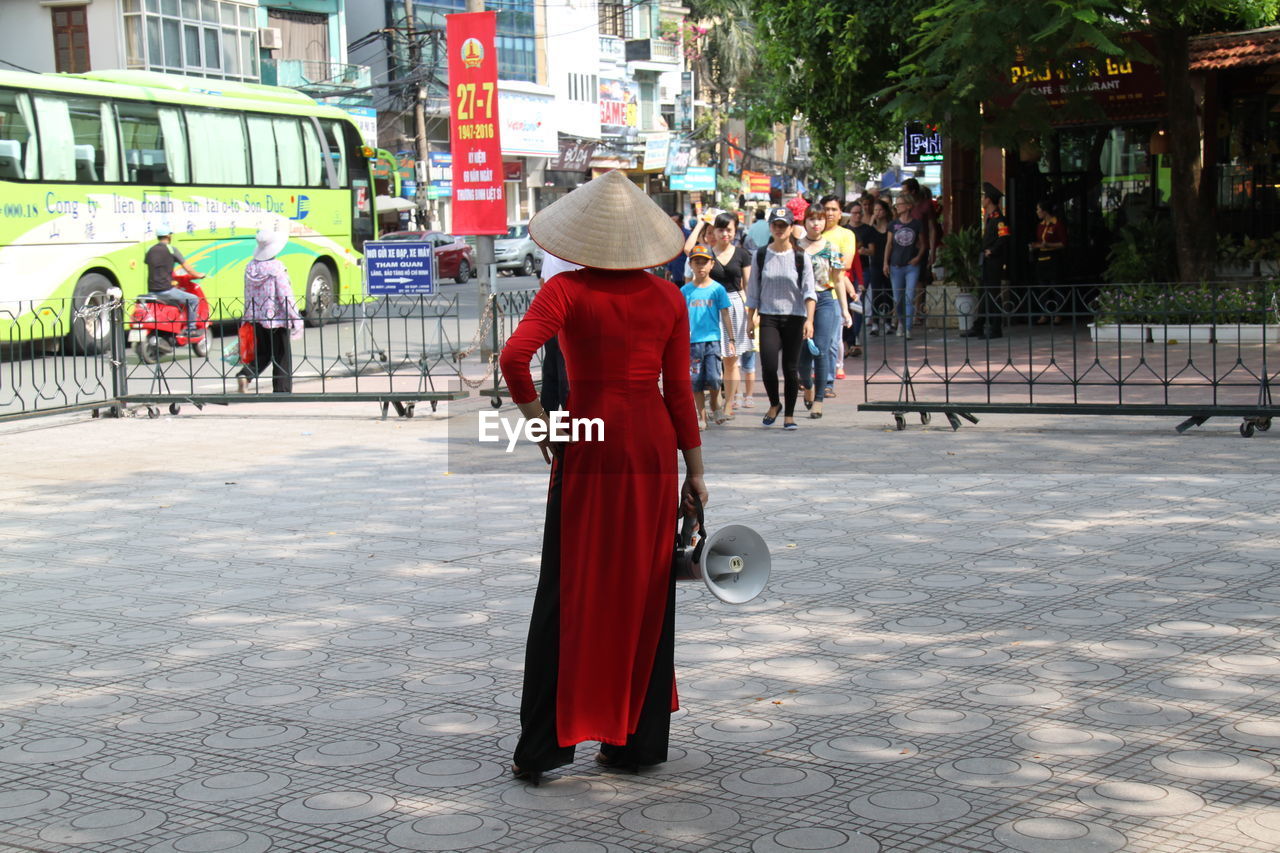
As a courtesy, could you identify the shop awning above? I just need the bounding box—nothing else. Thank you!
[375,195,416,213]
[1190,26,1280,71]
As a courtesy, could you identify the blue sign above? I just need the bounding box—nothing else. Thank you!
[669,166,716,192]
[364,241,435,295]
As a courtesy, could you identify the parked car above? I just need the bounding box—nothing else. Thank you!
[495,222,544,277]
[378,231,475,284]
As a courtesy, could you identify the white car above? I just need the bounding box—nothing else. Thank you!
[495,222,544,277]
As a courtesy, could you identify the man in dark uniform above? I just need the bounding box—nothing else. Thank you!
[962,182,1009,340]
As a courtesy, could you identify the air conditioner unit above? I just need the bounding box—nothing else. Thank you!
[259,27,282,50]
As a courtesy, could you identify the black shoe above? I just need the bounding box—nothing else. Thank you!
[511,763,543,785]
[595,751,639,773]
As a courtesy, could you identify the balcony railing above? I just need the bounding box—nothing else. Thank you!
[625,38,680,63]
[260,59,372,92]
[599,36,626,62]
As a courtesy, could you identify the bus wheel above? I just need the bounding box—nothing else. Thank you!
[304,262,336,327]
[70,273,115,354]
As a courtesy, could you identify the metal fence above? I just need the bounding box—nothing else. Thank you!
[1,293,472,421]
[859,280,1279,436]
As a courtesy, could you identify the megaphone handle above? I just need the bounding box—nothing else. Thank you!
[686,496,707,564]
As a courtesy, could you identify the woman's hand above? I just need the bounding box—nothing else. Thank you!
[681,474,708,517]
[803,319,814,339]
[842,311,853,328]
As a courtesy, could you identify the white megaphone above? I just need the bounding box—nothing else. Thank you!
[672,498,770,604]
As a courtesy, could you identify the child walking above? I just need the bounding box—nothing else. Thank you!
[681,244,735,428]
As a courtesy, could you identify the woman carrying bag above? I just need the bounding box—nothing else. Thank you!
[236,230,303,393]
[499,171,706,782]
[746,207,817,431]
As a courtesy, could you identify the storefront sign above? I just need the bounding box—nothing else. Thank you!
[599,78,639,135]
[669,166,716,192]
[1001,34,1166,123]
[742,170,771,194]
[503,161,524,181]
[428,151,452,199]
[903,124,944,165]
[336,104,377,150]
[676,71,694,132]
[499,89,557,157]
[642,134,671,171]
[550,138,596,171]
[447,11,505,235]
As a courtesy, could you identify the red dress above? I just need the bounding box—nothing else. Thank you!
[499,268,701,750]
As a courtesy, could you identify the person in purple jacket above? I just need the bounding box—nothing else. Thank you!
[236,230,303,393]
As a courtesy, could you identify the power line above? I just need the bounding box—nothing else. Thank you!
[0,58,39,73]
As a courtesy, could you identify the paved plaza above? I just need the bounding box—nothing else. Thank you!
[1,394,1278,852]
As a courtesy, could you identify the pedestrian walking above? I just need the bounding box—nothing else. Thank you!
[682,244,735,428]
[818,194,857,391]
[685,211,753,420]
[498,170,705,782]
[798,205,853,420]
[746,207,817,431]
[235,230,302,393]
[884,194,927,339]
[860,198,894,335]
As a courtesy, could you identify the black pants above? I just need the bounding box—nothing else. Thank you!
[512,459,677,772]
[1034,255,1064,319]
[759,313,805,417]
[972,269,1003,336]
[237,325,293,393]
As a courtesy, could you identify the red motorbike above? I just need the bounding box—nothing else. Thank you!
[131,269,211,363]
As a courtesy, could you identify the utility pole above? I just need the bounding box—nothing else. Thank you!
[404,0,429,229]
[466,0,495,318]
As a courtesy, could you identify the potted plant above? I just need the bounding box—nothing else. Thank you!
[934,225,982,330]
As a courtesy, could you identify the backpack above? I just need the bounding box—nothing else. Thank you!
[755,245,807,288]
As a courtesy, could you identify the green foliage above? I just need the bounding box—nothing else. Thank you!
[1092,281,1279,325]
[716,173,742,208]
[1104,219,1177,283]
[744,0,919,178]
[1218,233,1280,278]
[934,225,983,292]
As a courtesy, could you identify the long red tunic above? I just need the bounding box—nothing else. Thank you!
[499,268,701,747]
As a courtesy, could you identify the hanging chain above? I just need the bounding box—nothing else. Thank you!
[456,294,500,389]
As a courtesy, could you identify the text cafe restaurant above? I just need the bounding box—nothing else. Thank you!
[968,27,1280,288]
[973,38,1172,287]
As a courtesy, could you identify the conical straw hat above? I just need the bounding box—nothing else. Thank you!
[528,170,685,270]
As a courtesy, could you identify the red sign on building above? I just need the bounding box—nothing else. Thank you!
[447,11,505,235]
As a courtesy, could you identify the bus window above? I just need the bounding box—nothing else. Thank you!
[33,95,118,182]
[0,88,38,180]
[117,102,188,184]
[186,108,248,185]
[301,119,325,188]
[320,119,348,189]
[245,114,277,185]
[272,118,304,187]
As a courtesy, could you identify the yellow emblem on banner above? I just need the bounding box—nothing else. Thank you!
[461,38,484,69]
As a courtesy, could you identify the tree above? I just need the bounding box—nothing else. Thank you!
[746,0,925,182]
[885,0,1280,281]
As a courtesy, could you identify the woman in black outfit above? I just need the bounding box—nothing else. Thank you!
[858,198,893,334]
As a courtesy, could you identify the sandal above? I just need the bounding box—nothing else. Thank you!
[803,388,814,410]
[713,408,727,425]
[811,404,823,419]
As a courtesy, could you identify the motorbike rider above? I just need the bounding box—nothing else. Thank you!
[144,227,204,338]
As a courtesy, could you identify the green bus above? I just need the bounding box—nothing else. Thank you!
[0,69,375,352]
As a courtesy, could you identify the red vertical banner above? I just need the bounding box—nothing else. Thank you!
[447,11,505,235]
